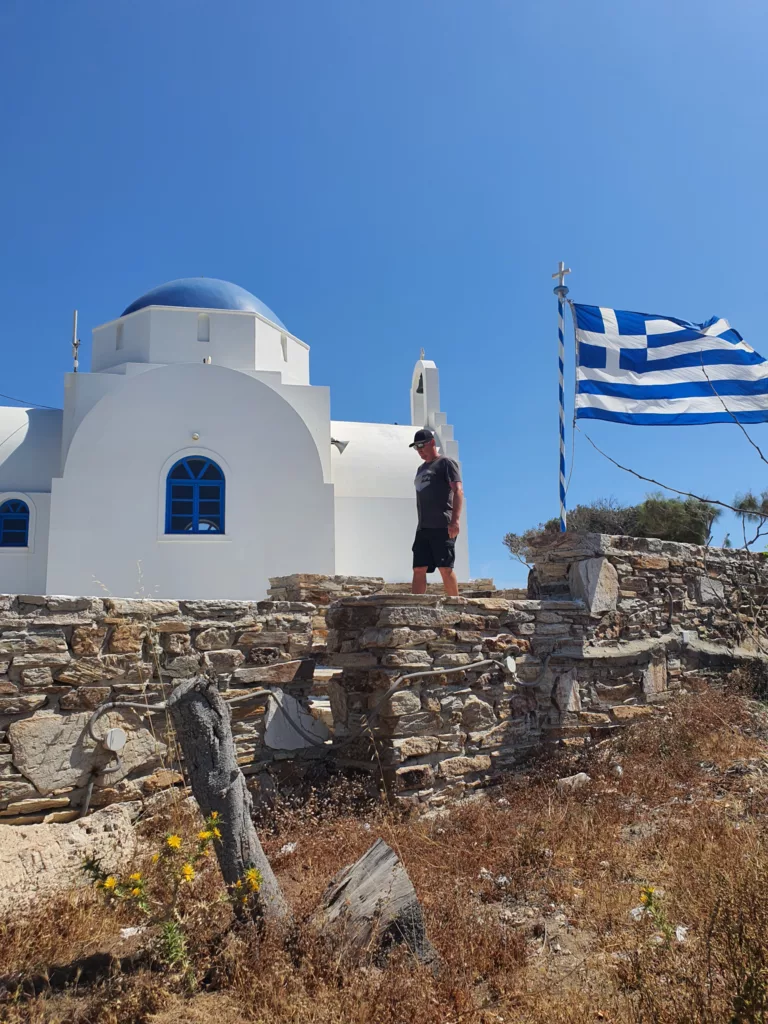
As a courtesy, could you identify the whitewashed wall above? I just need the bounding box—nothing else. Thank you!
[46,363,335,599]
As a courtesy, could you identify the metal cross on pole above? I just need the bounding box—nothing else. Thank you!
[551,263,572,532]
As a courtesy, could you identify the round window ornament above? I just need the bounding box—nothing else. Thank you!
[103,727,127,753]
[191,432,200,441]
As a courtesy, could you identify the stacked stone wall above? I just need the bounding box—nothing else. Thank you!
[0,594,319,824]
[2,538,766,821]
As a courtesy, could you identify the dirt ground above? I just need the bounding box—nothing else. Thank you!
[2,685,768,1024]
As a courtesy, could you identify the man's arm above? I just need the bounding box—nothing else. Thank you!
[448,481,463,539]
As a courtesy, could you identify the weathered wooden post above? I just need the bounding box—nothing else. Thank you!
[166,676,290,925]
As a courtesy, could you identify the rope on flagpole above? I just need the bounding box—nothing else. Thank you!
[552,262,572,532]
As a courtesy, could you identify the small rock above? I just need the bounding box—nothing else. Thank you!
[611,764,624,778]
[278,841,298,856]
[629,905,646,922]
[556,772,591,794]
[675,925,688,943]
[120,926,146,940]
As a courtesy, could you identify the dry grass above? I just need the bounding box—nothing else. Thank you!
[3,687,768,1023]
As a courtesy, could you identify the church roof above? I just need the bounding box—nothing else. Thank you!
[121,278,286,328]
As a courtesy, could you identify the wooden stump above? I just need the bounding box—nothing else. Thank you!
[312,838,435,963]
[167,676,290,925]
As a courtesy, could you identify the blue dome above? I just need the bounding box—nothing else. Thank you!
[121,278,285,328]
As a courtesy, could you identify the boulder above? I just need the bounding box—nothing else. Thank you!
[0,804,138,913]
[9,709,166,795]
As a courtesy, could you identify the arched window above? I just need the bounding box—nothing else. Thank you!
[165,457,225,534]
[0,499,30,547]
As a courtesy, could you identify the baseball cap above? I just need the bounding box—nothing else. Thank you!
[409,428,435,448]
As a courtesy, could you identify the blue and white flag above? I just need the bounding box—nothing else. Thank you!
[573,304,768,425]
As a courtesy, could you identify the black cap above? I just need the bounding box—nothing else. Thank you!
[409,428,435,448]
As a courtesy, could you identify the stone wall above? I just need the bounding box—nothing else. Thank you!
[2,539,766,821]
[322,535,768,807]
[0,593,322,824]
[532,532,768,646]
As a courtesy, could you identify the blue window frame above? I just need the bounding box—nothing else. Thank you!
[0,499,30,547]
[165,457,225,534]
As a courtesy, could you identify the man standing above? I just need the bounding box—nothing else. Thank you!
[410,428,464,597]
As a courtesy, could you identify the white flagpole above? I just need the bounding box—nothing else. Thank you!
[551,262,572,532]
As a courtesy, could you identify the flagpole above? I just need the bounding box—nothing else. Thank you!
[552,262,572,532]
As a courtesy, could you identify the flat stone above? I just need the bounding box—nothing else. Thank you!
[632,555,670,571]
[377,606,457,628]
[203,649,245,673]
[151,617,194,633]
[59,686,112,711]
[55,659,107,686]
[643,658,668,696]
[195,627,234,651]
[579,711,611,725]
[0,630,68,655]
[164,654,203,678]
[0,804,138,913]
[696,576,725,606]
[71,626,108,656]
[264,689,330,750]
[380,690,422,716]
[46,597,93,613]
[569,557,619,616]
[142,769,183,794]
[394,764,434,791]
[553,670,581,713]
[19,667,55,691]
[392,736,440,758]
[438,754,492,778]
[433,653,472,667]
[461,694,496,730]
[233,659,313,685]
[0,796,71,817]
[612,705,654,722]
[105,599,180,617]
[8,709,166,795]
[378,711,440,737]
[327,653,378,669]
[380,650,433,668]
[10,653,71,677]
[0,780,38,806]
[0,694,46,714]
[359,627,416,649]
[109,624,145,654]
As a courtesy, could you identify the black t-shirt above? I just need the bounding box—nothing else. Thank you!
[414,457,461,529]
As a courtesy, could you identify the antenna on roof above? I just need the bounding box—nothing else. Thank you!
[420,347,425,360]
[72,310,80,373]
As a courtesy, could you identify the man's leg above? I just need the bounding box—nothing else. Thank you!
[438,566,459,597]
[412,567,428,594]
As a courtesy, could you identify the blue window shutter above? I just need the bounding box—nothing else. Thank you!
[0,499,30,547]
[165,458,225,535]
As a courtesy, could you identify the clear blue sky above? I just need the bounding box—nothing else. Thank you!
[1,0,767,586]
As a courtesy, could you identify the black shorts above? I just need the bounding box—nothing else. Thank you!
[412,528,455,573]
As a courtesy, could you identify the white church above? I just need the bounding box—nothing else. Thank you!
[0,278,469,599]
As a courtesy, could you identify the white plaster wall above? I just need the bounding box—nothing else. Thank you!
[91,314,151,371]
[0,492,50,593]
[0,408,62,491]
[330,421,470,582]
[46,363,335,600]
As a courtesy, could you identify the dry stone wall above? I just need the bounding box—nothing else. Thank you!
[0,593,320,824]
[2,539,766,821]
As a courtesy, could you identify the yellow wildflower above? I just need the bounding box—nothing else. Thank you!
[166,834,182,850]
[131,887,142,897]
[181,863,195,883]
[640,886,657,905]
[234,879,243,889]
[103,876,117,890]
[129,872,142,882]
[210,811,219,821]
[212,826,222,840]
[151,853,160,864]
[198,830,213,842]
[245,867,262,892]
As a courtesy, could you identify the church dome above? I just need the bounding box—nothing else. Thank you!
[121,278,285,328]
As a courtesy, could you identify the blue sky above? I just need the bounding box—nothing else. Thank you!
[1,0,767,586]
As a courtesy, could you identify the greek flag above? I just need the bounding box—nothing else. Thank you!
[573,304,768,425]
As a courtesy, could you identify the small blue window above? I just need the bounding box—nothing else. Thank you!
[0,499,29,547]
[165,457,225,534]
